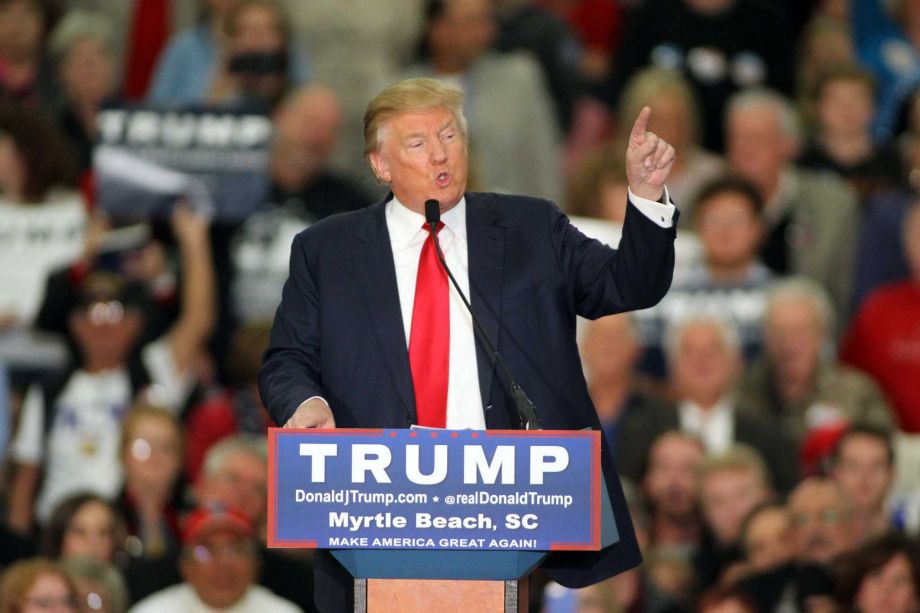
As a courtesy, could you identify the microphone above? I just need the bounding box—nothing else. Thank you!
[424,199,543,430]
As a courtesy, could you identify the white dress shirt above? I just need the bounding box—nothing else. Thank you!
[678,396,735,453]
[297,188,676,427]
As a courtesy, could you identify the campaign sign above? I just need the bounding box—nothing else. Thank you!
[268,429,601,551]
[94,105,272,221]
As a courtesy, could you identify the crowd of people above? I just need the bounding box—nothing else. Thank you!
[0,0,919,611]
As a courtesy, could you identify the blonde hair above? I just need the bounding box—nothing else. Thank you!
[617,67,702,150]
[698,444,770,487]
[119,402,184,460]
[0,559,77,613]
[363,78,468,157]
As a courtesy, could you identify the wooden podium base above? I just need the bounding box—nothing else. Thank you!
[354,577,529,613]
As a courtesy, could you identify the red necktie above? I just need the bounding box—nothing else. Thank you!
[409,222,449,427]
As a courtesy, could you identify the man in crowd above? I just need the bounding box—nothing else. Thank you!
[129,504,302,612]
[125,435,316,610]
[695,446,773,587]
[738,278,894,442]
[640,430,705,557]
[725,88,860,320]
[829,424,897,543]
[633,175,773,378]
[617,314,797,491]
[737,478,855,610]
[232,85,371,324]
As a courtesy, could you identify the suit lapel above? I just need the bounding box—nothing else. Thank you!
[465,194,505,417]
[352,197,416,422]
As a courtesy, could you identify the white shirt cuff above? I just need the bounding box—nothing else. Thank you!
[297,396,329,411]
[627,186,676,228]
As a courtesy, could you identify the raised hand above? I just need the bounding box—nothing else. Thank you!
[625,106,676,202]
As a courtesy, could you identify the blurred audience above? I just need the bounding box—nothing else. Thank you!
[129,504,301,612]
[0,0,54,105]
[60,557,128,613]
[606,0,794,152]
[231,85,370,324]
[841,202,920,432]
[799,63,904,203]
[580,313,654,457]
[639,430,704,556]
[738,278,894,442]
[7,207,213,532]
[734,478,848,611]
[725,88,860,319]
[40,493,125,565]
[49,11,118,175]
[739,502,796,573]
[116,404,185,559]
[183,323,273,483]
[280,0,423,185]
[694,446,772,588]
[618,314,797,491]
[193,435,314,611]
[828,424,897,544]
[407,0,562,202]
[852,0,920,142]
[0,559,79,613]
[634,176,771,378]
[832,531,920,613]
[0,2,919,611]
[148,0,308,109]
[0,104,83,332]
[696,585,758,613]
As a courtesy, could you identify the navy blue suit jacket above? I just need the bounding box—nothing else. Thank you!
[260,192,678,612]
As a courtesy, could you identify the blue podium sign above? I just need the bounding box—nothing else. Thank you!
[268,429,601,551]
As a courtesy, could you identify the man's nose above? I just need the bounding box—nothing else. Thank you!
[430,140,448,164]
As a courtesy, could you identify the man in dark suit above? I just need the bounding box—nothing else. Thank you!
[259,77,679,612]
[615,313,798,493]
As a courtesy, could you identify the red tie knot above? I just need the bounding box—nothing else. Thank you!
[423,221,445,234]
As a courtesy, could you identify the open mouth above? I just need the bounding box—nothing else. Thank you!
[435,172,451,187]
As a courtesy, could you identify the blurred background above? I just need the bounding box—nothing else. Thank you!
[0,0,919,611]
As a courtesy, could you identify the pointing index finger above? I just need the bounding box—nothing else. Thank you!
[631,106,651,142]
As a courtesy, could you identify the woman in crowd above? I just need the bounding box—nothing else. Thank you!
[833,532,920,612]
[0,559,79,613]
[117,404,186,558]
[0,104,84,331]
[41,493,126,565]
[49,10,118,175]
[148,0,307,109]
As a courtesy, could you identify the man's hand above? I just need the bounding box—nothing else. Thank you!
[283,397,336,429]
[626,106,676,202]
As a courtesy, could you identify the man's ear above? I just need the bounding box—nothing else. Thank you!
[368,150,391,184]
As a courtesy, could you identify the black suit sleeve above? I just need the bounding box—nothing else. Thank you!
[259,232,325,426]
[551,199,678,319]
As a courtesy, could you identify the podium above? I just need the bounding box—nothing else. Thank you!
[268,428,618,613]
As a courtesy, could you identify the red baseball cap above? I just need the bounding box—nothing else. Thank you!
[182,504,254,544]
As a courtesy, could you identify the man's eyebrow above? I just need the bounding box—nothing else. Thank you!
[438,120,456,132]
